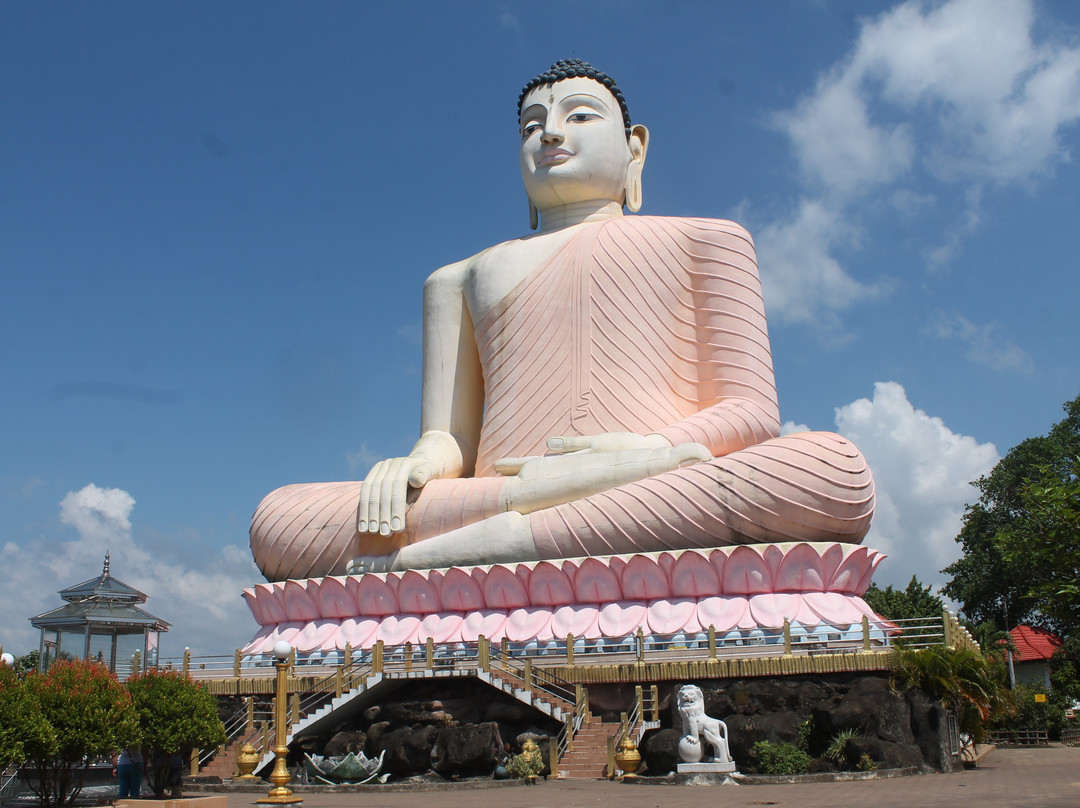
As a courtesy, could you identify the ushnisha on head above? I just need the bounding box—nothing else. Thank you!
[518,59,649,229]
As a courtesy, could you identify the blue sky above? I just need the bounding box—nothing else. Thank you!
[3,0,1079,656]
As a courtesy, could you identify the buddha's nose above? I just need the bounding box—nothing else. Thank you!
[541,128,564,145]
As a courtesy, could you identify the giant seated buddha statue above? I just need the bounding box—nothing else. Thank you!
[250,59,875,587]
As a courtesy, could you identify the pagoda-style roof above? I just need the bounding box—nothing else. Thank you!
[29,553,169,633]
[30,600,170,632]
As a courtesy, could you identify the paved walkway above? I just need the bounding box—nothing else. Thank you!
[213,744,1080,808]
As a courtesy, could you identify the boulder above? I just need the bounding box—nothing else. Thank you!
[846,737,924,770]
[323,730,367,756]
[430,723,505,778]
[641,728,681,776]
[379,725,438,774]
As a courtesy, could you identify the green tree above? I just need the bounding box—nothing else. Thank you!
[21,659,139,808]
[943,394,1080,634]
[994,459,1080,633]
[126,669,225,797]
[890,645,1008,741]
[864,575,944,621]
[0,665,56,768]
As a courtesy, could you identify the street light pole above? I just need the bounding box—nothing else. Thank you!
[257,641,302,805]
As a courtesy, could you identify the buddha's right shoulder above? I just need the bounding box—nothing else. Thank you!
[425,256,473,289]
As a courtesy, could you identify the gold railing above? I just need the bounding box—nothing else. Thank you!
[606,684,658,779]
[157,611,977,694]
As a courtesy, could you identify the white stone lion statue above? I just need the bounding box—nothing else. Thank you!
[676,684,731,764]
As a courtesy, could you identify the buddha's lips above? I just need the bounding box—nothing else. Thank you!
[539,149,572,165]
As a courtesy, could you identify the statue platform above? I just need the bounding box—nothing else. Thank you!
[242,542,883,655]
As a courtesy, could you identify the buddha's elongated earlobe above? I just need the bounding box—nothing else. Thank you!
[624,124,650,213]
[529,198,539,230]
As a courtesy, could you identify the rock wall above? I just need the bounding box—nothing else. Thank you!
[639,673,959,775]
[289,679,559,780]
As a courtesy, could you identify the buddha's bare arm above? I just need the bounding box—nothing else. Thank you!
[358,260,484,536]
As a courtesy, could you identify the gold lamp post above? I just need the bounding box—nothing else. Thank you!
[256,641,303,805]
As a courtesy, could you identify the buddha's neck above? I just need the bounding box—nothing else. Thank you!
[538,199,624,233]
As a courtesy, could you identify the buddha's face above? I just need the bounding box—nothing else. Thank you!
[519,77,633,211]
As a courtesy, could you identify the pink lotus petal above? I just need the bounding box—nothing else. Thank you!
[574,557,622,602]
[803,592,864,626]
[697,596,747,632]
[374,614,422,646]
[597,601,647,636]
[505,607,554,642]
[397,570,442,613]
[309,577,356,619]
[461,610,508,643]
[748,593,801,628]
[670,550,721,597]
[242,588,268,626]
[253,583,288,625]
[645,598,697,634]
[417,613,465,644]
[622,555,669,600]
[819,543,845,587]
[527,561,575,606]
[722,546,772,594]
[283,580,320,621]
[440,568,485,611]
[338,617,379,649]
[831,546,870,593]
[775,543,826,592]
[349,574,399,616]
[853,550,885,595]
[550,604,600,639]
[483,565,530,609]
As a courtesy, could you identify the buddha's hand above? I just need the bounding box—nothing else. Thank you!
[494,438,711,515]
[358,456,442,537]
[543,431,673,454]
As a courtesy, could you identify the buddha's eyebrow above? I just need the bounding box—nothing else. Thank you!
[520,102,547,120]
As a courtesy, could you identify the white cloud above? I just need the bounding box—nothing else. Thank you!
[346,441,382,475]
[762,0,1080,326]
[834,382,999,591]
[0,484,260,660]
[757,198,888,327]
[927,311,1032,371]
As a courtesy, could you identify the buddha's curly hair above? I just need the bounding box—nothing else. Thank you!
[518,58,632,137]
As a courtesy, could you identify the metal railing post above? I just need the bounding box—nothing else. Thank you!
[404,641,413,672]
[862,615,871,651]
[246,697,255,732]
[635,627,645,663]
[783,618,792,655]
[344,643,352,667]
[566,633,575,666]
[523,658,533,692]
[943,609,954,648]
[373,641,384,674]
[708,625,717,661]
[426,638,434,669]
[183,648,191,675]
[234,649,242,677]
[650,685,659,722]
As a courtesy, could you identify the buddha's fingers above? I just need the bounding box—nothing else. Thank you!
[493,455,539,476]
[546,432,671,454]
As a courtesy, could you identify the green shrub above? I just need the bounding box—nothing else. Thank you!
[505,740,544,780]
[857,753,877,772]
[751,741,812,775]
[823,728,859,764]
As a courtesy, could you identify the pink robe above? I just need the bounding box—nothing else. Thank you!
[251,217,874,581]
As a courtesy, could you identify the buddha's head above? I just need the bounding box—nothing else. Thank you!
[518,59,649,228]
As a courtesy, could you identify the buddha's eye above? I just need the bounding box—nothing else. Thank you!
[522,121,543,138]
[568,112,599,124]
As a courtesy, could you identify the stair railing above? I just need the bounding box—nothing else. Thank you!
[607,684,658,779]
[552,683,589,775]
[487,641,576,707]
[196,696,272,771]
